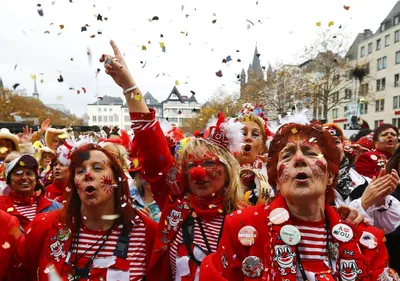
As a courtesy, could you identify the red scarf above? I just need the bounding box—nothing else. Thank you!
[10,190,36,206]
[190,194,224,221]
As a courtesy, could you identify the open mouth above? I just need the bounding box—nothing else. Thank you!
[387,139,394,145]
[20,182,31,189]
[195,181,208,186]
[84,185,96,195]
[243,144,252,152]
[295,172,309,183]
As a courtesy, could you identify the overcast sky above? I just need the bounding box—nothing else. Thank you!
[0,0,398,116]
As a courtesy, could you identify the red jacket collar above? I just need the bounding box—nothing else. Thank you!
[374,148,393,159]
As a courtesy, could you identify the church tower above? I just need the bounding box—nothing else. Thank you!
[33,78,39,99]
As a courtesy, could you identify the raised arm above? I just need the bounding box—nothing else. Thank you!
[101,40,174,208]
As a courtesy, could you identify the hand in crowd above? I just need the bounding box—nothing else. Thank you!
[40,118,51,134]
[254,154,267,169]
[361,169,399,210]
[99,40,134,90]
[19,126,33,144]
[336,205,365,226]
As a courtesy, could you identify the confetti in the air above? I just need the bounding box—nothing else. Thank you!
[328,21,334,27]
[37,4,44,16]
[57,74,64,82]
[316,22,321,27]
[343,5,350,10]
[216,70,223,77]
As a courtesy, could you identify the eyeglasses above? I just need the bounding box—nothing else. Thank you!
[183,157,220,174]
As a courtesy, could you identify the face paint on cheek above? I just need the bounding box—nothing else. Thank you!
[379,137,385,143]
[74,180,83,194]
[101,175,115,194]
[278,163,289,183]
[312,160,327,179]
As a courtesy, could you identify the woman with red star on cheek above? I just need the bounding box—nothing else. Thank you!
[22,143,159,281]
[201,122,398,281]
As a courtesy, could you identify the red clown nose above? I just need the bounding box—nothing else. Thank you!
[189,166,207,181]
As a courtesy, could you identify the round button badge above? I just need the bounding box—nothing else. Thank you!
[242,256,264,278]
[269,208,289,225]
[280,225,301,246]
[238,226,258,246]
[359,231,377,249]
[332,223,354,242]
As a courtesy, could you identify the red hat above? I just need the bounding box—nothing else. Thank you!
[356,133,375,151]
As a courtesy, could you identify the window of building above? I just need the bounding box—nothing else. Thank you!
[124,116,130,122]
[395,15,400,25]
[332,108,338,118]
[360,103,368,114]
[393,118,400,129]
[396,74,400,87]
[381,22,388,32]
[114,115,119,122]
[376,39,382,50]
[318,106,323,119]
[169,117,178,123]
[396,51,400,64]
[394,96,399,109]
[368,43,373,54]
[92,116,97,122]
[396,30,400,43]
[109,116,113,122]
[360,46,365,57]
[124,108,128,113]
[99,108,102,112]
[360,83,369,95]
[385,35,390,47]
[109,108,112,112]
[375,99,385,112]
[145,98,151,104]
[103,116,108,122]
[98,116,102,122]
[375,120,384,129]
[332,91,339,103]
[377,56,387,70]
[333,75,340,84]
[344,89,352,99]
[376,78,386,91]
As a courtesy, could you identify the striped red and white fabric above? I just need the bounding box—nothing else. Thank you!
[71,219,147,281]
[169,215,224,279]
[14,202,37,221]
[295,219,329,261]
[131,119,157,131]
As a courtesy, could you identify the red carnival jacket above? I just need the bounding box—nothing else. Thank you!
[354,149,392,179]
[130,110,175,281]
[0,210,23,281]
[22,209,159,281]
[45,180,68,203]
[200,195,395,281]
[0,194,59,231]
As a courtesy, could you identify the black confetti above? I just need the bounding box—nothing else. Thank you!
[12,83,20,90]
[152,16,159,21]
[212,19,217,24]
[81,26,87,32]
[97,14,103,21]
[57,74,64,82]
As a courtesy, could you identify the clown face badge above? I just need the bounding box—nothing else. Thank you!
[49,240,66,262]
[273,244,296,275]
[339,259,363,281]
[167,209,183,231]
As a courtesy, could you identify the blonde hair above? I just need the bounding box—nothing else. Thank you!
[178,138,244,214]
[99,142,130,171]
[237,113,268,153]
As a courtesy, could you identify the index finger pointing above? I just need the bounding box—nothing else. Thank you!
[110,40,122,57]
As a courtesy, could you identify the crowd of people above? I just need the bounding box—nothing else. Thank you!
[0,40,400,280]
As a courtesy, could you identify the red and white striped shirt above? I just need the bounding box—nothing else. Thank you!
[70,219,147,281]
[169,215,224,279]
[295,219,329,261]
[14,202,37,221]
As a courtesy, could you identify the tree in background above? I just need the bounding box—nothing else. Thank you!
[180,88,242,134]
[0,87,84,126]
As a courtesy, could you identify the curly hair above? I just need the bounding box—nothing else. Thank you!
[237,113,268,153]
[267,122,340,204]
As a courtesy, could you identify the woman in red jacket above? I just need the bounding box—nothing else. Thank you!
[45,157,70,203]
[23,143,158,281]
[200,122,398,280]
[101,40,244,281]
[0,154,61,231]
[355,124,399,179]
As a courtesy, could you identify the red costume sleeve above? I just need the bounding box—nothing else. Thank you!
[0,211,24,281]
[354,152,379,179]
[130,109,174,209]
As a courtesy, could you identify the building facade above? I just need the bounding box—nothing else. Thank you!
[87,87,202,130]
[328,2,400,130]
